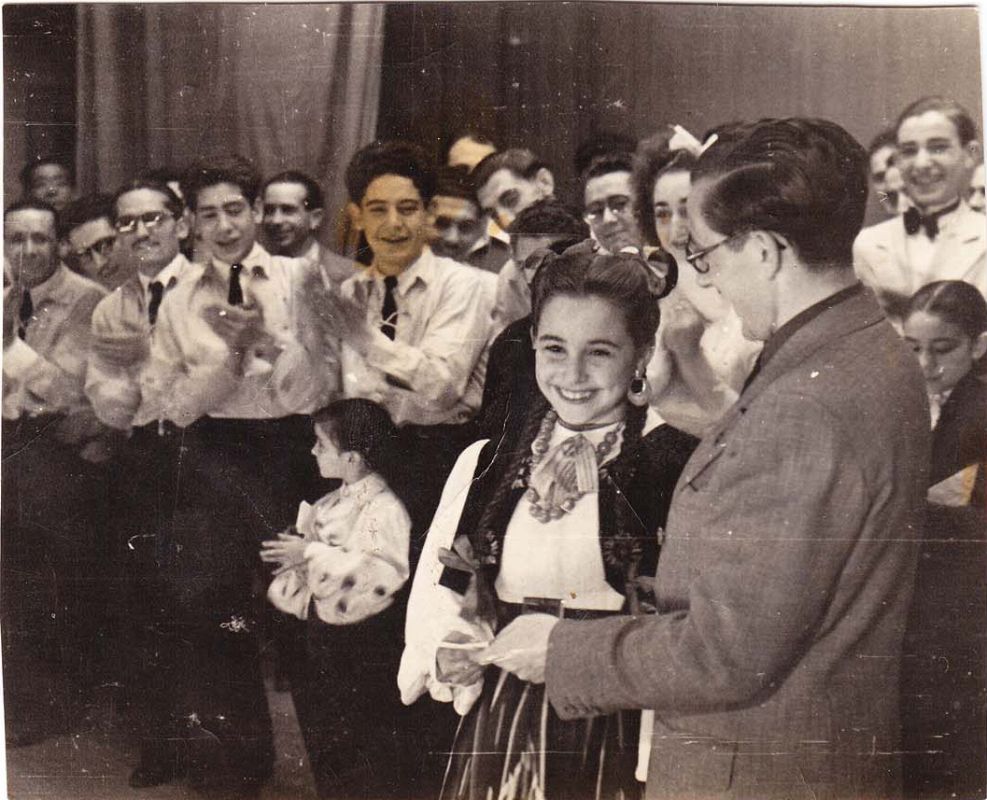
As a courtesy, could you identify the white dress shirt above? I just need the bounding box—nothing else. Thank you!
[340,247,495,426]
[139,242,339,426]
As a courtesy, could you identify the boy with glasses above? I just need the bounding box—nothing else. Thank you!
[581,151,641,254]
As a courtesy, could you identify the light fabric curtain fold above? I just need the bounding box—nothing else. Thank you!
[76,3,384,240]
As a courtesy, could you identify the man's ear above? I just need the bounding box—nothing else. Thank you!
[529,324,537,350]
[308,208,325,233]
[534,168,555,199]
[347,202,363,232]
[251,197,263,225]
[972,330,987,362]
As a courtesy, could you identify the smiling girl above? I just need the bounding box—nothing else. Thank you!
[399,246,697,800]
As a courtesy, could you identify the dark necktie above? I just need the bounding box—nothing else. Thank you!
[903,199,960,240]
[228,263,244,306]
[380,275,398,340]
[17,289,33,339]
[147,280,164,325]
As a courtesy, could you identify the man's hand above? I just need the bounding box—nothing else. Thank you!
[662,299,706,356]
[476,613,560,684]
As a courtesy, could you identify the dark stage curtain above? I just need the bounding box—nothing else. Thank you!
[377,3,982,221]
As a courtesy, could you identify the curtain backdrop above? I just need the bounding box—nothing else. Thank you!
[76,3,384,242]
[378,3,982,224]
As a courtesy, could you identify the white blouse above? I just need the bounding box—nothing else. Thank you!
[399,409,662,715]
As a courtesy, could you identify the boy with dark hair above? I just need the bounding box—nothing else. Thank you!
[855,96,986,320]
[473,148,555,231]
[312,140,494,427]
[427,165,510,273]
[136,154,339,794]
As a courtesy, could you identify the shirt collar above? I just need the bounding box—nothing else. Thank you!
[356,246,435,297]
[338,471,389,507]
[300,239,321,264]
[138,252,189,295]
[29,262,71,303]
[199,241,270,286]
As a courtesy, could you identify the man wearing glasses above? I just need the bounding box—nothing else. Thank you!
[84,179,194,431]
[495,119,930,799]
[581,151,640,254]
[60,194,131,291]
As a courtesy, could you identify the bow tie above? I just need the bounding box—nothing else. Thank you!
[903,200,960,240]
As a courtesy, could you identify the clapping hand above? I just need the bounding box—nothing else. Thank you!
[202,303,265,354]
[301,272,373,354]
[91,331,149,367]
[260,529,308,571]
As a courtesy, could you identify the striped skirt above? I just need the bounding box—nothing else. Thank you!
[440,651,642,800]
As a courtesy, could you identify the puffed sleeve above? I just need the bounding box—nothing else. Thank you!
[397,440,493,715]
[306,490,412,625]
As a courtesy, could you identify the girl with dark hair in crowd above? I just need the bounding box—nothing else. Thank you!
[260,398,421,798]
[632,127,761,435]
[399,246,697,799]
[900,279,987,799]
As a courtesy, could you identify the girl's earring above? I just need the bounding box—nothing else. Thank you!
[627,369,650,407]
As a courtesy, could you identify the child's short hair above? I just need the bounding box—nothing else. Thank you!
[345,141,436,205]
[181,154,260,211]
[312,399,400,477]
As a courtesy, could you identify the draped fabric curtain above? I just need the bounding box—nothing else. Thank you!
[76,3,384,244]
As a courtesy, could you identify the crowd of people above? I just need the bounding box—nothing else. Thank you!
[2,92,985,800]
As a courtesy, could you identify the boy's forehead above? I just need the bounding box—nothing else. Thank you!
[196,181,249,209]
[362,174,422,204]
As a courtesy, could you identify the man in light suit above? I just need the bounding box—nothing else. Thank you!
[854,96,985,322]
[480,119,931,799]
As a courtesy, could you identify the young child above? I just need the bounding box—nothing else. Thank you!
[260,398,414,798]
[262,398,410,622]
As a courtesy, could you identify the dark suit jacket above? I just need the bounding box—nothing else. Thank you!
[545,288,931,799]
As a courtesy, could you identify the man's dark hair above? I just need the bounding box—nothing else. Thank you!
[431,165,478,206]
[574,131,637,178]
[58,193,114,239]
[509,197,589,240]
[867,129,897,159]
[4,198,59,230]
[440,129,498,164]
[692,117,868,271]
[344,141,436,204]
[142,166,184,186]
[895,96,979,146]
[181,154,261,211]
[261,170,325,210]
[472,149,549,194]
[580,151,635,190]
[110,179,185,224]
[19,156,75,192]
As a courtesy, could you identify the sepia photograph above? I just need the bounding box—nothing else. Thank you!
[2,1,985,798]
